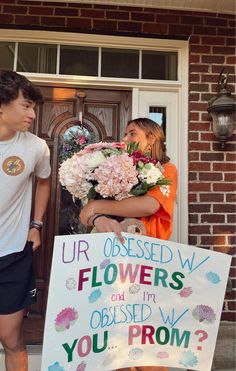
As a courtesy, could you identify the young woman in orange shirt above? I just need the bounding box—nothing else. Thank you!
[80,117,178,371]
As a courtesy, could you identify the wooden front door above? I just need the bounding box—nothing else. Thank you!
[23,86,132,344]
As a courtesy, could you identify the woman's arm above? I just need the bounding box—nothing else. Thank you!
[80,194,160,225]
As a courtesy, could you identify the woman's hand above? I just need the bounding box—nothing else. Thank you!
[94,216,125,243]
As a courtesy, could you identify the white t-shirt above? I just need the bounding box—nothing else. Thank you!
[0,131,51,257]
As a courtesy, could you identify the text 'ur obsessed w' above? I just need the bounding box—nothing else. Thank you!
[61,235,210,292]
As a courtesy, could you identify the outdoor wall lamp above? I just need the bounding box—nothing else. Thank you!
[207,69,235,148]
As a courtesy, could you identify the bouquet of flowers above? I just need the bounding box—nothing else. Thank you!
[59,141,171,203]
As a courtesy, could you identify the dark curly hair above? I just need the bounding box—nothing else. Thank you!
[0,70,43,105]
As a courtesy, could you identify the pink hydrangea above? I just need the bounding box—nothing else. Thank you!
[93,153,138,200]
[78,142,124,156]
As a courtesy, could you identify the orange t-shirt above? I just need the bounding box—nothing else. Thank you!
[140,162,177,240]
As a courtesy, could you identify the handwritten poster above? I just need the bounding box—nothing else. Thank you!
[42,232,231,371]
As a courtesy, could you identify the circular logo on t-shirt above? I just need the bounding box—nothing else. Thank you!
[2,156,25,176]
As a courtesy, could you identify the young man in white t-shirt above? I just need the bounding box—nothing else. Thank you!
[0,70,51,371]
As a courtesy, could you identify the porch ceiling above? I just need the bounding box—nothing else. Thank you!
[34,0,236,14]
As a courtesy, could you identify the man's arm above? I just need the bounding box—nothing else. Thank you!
[28,177,50,251]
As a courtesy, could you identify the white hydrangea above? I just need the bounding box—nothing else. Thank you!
[87,151,106,169]
[138,163,163,184]
[59,154,93,199]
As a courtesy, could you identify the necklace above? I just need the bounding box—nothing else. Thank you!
[0,133,18,158]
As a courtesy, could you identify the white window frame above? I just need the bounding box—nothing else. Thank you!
[0,29,189,243]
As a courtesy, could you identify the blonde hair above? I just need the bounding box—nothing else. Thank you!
[127,117,170,163]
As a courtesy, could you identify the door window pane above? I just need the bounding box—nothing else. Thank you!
[0,42,15,70]
[149,106,166,136]
[17,43,57,73]
[60,46,98,76]
[142,51,177,80]
[102,48,139,78]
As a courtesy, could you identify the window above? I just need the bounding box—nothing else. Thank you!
[0,41,178,81]
[142,51,177,80]
[101,48,139,78]
[60,46,98,76]
[0,42,15,70]
[17,43,57,73]
[149,106,166,135]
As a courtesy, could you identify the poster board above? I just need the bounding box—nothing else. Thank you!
[42,232,231,371]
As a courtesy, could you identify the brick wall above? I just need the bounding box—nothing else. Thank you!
[0,1,235,320]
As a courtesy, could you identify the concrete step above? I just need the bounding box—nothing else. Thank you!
[211,321,235,371]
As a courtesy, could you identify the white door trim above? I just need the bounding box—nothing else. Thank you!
[132,86,188,244]
[131,40,188,244]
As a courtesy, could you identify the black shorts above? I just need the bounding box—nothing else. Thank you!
[0,241,36,315]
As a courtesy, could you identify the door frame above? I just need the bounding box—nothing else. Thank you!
[0,29,189,244]
[132,87,188,244]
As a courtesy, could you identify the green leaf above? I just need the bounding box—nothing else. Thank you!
[126,142,140,154]
[138,161,144,168]
[102,148,120,156]
[130,188,147,196]
[87,187,98,200]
